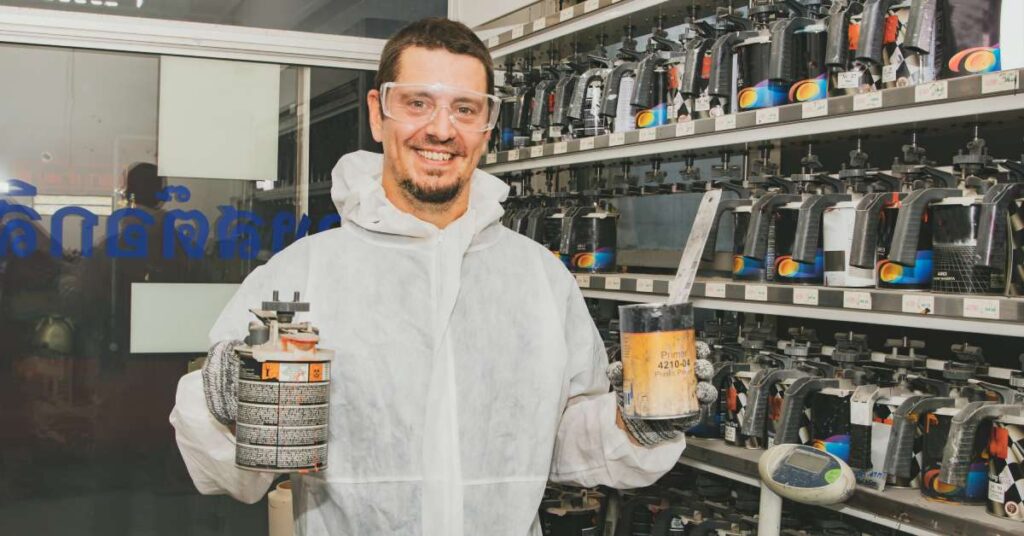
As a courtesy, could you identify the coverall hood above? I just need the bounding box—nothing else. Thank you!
[329,150,509,240]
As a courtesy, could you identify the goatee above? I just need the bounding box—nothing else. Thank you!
[398,174,464,205]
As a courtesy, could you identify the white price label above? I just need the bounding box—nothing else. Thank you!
[531,130,543,142]
[695,95,711,112]
[507,150,519,162]
[802,99,828,118]
[549,126,562,138]
[512,24,525,39]
[533,18,546,32]
[715,114,737,131]
[850,400,873,426]
[579,137,595,151]
[853,92,882,111]
[675,121,695,137]
[559,7,573,22]
[989,480,1007,502]
[767,436,775,449]
[844,291,872,310]
[705,282,727,298]
[575,274,591,288]
[882,64,898,83]
[793,287,819,306]
[554,141,568,154]
[487,36,500,48]
[755,107,779,125]
[963,298,1000,320]
[609,131,626,146]
[605,276,621,290]
[636,278,655,293]
[584,0,599,13]
[744,285,768,302]
[901,295,934,314]
[724,425,737,443]
[639,128,658,142]
[983,71,1019,94]
[530,146,544,158]
[915,80,948,103]
[837,71,861,89]
[485,153,497,164]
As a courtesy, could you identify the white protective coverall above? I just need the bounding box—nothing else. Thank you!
[169,151,685,535]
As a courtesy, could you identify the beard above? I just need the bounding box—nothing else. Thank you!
[397,171,465,205]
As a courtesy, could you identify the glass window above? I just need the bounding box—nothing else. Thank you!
[1,0,447,39]
[0,42,377,534]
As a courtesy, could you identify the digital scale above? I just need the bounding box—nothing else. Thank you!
[758,444,857,505]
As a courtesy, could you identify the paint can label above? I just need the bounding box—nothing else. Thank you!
[621,329,699,419]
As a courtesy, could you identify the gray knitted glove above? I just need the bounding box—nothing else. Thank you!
[609,340,717,447]
[201,340,243,425]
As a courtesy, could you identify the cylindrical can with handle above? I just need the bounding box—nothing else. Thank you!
[618,302,699,420]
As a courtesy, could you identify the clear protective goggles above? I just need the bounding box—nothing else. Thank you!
[380,82,500,132]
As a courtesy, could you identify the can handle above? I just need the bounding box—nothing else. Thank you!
[824,1,855,68]
[855,0,893,66]
[742,192,802,260]
[792,193,851,264]
[886,188,960,267]
[938,402,1024,486]
[975,182,1022,268]
[902,0,938,54]
[849,192,894,269]
[774,377,840,445]
[702,198,753,262]
[882,395,953,477]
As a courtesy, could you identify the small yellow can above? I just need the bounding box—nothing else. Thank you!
[619,302,699,420]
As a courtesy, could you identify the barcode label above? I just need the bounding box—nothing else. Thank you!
[744,285,768,301]
[901,295,934,314]
[507,150,519,161]
[915,80,948,103]
[844,291,872,310]
[963,298,1000,320]
[715,114,736,131]
[853,92,882,111]
[639,128,658,142]
[982,71,1018,94]
[559,7,573,22]
[676,121,695,136]
[485,153,497,164]
[553,141,568,154]
[584,0,599,13]
[605,276,621,290]
[802,99,828,118]
[609,131,626,146]
[575,274,591,288]
[579,137,595,151]
[755,107,779,125]
[512,24,525,39]
[793,288,819,306]
[636,279,655,293]
[837,71,860,89]
[705,282,726,298]
[530,146,544,158]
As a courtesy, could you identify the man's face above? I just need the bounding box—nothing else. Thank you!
[368,46,491,207]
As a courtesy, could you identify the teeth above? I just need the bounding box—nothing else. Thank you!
[417,150,452,162]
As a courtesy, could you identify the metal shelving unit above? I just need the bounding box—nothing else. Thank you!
[681,437,1024,536]
[481,69,1022,174]
[576,273,1024,337]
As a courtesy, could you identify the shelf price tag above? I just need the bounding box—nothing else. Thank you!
[705,282,727,298]
[802,99,828,118]
[584,0,599,13]
[639,128,658,142]
[744,285,768,302]
[604,276,621,290]
[853,92,882,111]
[507,150,519,162]
[793,287,819,306]
[575,274,591,288]
[882,64,898,83]
[715,114,737,131]
[695,95,711,111]
[531,130,543,142]
[983,71,1019,94]
[485,153,497,165]
[533,18,546,32]
[512,24,525,39]
[530,146,544,158]
[609,131,626,146]
[755,107,779,125]
[963,298,1000,320]
[844,291,872,310]
[902,295,935,315]
[915,80,948,103]
[487,36,500,48]
[559,7,573,22]
[676,121,695,137]
[636,278,655,293]
[837,71,860,89]
[579,137,595,151]
[553,141,568,154]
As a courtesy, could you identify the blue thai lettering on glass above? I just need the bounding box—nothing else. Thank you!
[0,200,42,258]
[163,209,210,259]
[50,206,99,258]
[106,208,156,258]
[216,206,264,260]
[270,212,312,254]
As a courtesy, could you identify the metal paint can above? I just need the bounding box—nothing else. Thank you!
[988,414,1024,520]
[618,302,699,420]
[235,336,333,473]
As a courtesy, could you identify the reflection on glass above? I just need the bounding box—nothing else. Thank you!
[2,0,447,39]
[0,43,374,534]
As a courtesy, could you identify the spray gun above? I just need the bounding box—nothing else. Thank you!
[530,48,562,142]
[823,0,861,96]
[568,35,613,138]
[600,25,641,133]
[852,0,895,91]
[706,6,756,116]
[896,0,941,86]
[551,44,586,141]
[791,145,854,268]
[678,17,717,120]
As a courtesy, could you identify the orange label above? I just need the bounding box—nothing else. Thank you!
[883,15,899,45]
[309,363,324,382]
[621,329,698,418]
[990,426,1009,459]
[848,23,860,51]
[262,362,280,380]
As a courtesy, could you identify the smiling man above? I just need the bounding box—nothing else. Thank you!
[170,18,694,536]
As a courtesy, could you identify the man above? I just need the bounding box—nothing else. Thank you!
[170,18,708,535]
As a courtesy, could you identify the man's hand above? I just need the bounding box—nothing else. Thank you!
[202,340,243,426]
[608,341,717,447]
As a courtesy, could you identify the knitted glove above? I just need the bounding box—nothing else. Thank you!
[201,340,243,425]
[609,340,717,447]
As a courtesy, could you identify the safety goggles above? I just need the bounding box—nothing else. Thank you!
[380,82,500,132]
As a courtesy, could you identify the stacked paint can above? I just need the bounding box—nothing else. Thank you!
[235,292,334,473]
[619,302,699,420]
[989,414,1024,520]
